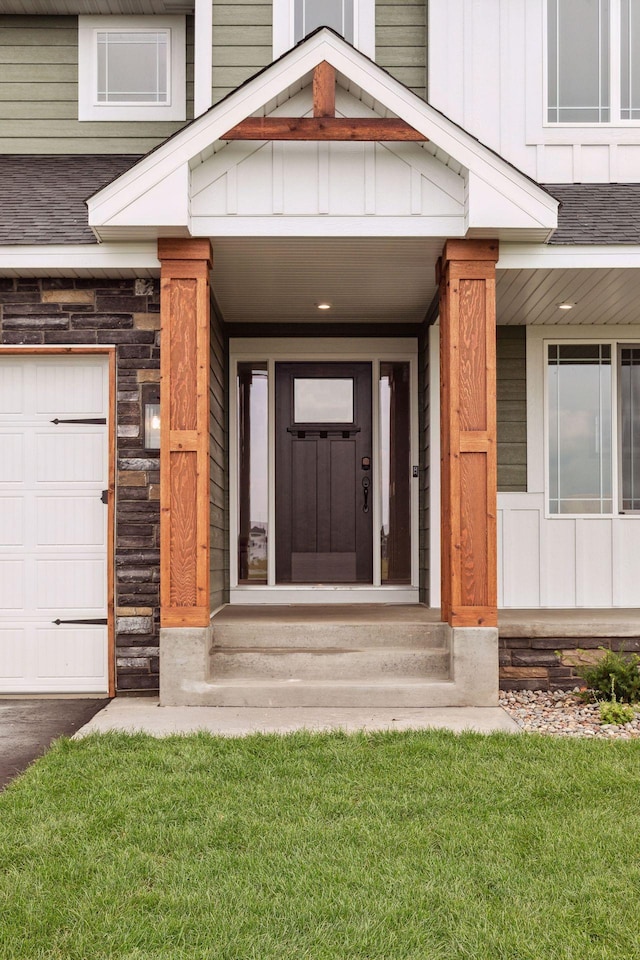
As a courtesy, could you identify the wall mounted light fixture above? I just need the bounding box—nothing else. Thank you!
[142,385,160,451]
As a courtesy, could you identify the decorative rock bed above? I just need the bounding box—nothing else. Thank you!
[499,689,640,739]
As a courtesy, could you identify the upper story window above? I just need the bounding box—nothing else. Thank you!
[78,16,186,122]
[621,0,640,118]
[294,0,354,45]
[547,0,639,123]
[273,0,374,59]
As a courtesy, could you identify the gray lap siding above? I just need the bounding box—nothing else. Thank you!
[0,277,161,692]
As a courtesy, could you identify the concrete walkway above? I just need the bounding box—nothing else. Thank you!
[76,697,520,737]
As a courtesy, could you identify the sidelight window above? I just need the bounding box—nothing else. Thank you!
[237,363,269,583]
[379,362,411,582]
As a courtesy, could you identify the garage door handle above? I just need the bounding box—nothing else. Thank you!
[51,418,107,425]
[52,618,108,626]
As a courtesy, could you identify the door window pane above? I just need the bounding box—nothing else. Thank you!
[380,362,411,582]
[294,0,354,44]
[547,0,610,122]
[294,378,353,423]
[237,363,268,583]
[621,0,640,118]
[548,344,612,514]
[619,347,640,510]
[97,31,169,103]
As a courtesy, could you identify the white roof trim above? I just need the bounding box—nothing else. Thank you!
[498,243,640,269]
[0,243,160,277]
[88,29,558,240]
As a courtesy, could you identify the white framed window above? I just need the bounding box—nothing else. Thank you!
[546,338,640,515]
[547,0,640,124]
[273,0,375,59]
[78,15,186,122]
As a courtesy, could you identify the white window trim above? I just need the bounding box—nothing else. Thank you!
[228,338,418,604]
[78,15,186,122]
[272,0,375,60]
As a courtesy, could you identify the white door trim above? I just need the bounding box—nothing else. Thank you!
[229,337,419,604]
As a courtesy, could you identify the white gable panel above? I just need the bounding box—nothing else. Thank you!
[466,172,552,234]
[102,164,189,229]
[190,136,466,223]
[89,29,557,239]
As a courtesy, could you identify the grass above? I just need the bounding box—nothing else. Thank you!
[1,730,639,960]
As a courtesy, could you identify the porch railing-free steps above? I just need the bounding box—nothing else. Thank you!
[202,609,453,707]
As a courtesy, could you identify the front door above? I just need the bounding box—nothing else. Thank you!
[275,362,373,583]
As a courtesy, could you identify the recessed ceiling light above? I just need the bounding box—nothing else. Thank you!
[317,302,332,310]
[557,302,574,310]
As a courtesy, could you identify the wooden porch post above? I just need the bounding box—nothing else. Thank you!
[438,239,499,628]
[158,238,212,627]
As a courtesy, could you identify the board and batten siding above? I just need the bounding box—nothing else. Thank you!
[497,325,640,608]
[376,0,427,100]
[428,0,640,183]
[497,326,527,493]
[0,15,194,154]
[209,301,229,612]
[212,0,272,106]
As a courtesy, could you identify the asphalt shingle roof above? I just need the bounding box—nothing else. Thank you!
[543,183,640,244]
[0,155,140,245]
[0,157,639,246]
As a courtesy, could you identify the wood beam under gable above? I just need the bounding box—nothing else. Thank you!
[221,62,428,142]
[438,239,499,629]
[158,238,212,628]
[313,60,335,117]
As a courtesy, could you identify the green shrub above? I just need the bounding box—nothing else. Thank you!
[578,647,640,703]
[599,700,636,725]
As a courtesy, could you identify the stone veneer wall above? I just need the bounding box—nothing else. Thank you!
[500,636,640,691]
[0,277,161,691]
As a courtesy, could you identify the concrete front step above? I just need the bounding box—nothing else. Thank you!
[210,620,448,651]
[210,646,451,681]
[182,678,471,708]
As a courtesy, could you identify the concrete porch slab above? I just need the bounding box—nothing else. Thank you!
[75,698,519,737]
[212,604,442,624]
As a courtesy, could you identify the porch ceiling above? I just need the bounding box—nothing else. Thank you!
[212,237,444,324]
[496,266,640,325]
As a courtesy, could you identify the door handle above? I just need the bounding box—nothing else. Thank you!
[362,476,370,513]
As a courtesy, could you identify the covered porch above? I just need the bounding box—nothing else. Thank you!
[86,29,563,705]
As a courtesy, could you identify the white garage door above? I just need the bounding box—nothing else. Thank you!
[0,355,110,693]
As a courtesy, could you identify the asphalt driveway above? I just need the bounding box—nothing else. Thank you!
[0,699,109,790]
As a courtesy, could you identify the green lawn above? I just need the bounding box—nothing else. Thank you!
[1,730,639,960]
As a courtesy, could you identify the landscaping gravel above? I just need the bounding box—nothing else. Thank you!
[499,688,640,739]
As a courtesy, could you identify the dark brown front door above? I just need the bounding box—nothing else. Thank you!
[275,362,373,583]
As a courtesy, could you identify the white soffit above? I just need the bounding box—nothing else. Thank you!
[212,237,444,324]
[88,29,558,241]
[497,266,640,326]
